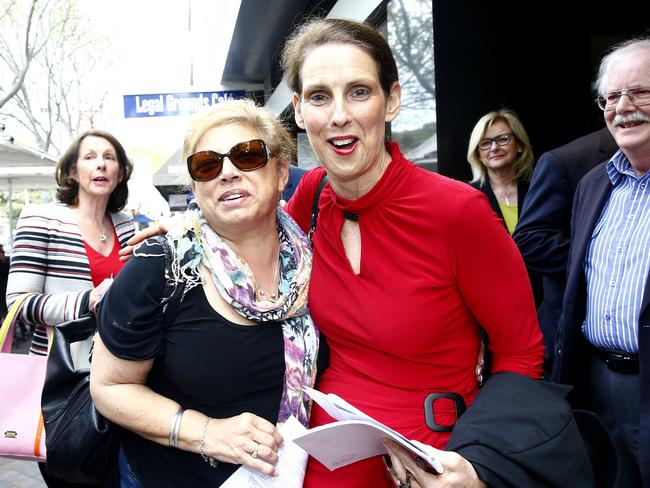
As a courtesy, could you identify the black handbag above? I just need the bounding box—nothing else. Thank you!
[41,314,118,485]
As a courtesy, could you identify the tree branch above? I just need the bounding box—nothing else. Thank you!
[0,0,37,109]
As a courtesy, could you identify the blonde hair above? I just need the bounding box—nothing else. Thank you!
[466,109,533,184]
[183,99,296,184]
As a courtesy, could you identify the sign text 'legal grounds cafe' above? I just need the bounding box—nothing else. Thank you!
[123,90,246,118]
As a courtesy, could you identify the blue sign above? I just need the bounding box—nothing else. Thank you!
[123,90,246,118]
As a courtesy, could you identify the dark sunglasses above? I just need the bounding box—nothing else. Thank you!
[187,139,271,182]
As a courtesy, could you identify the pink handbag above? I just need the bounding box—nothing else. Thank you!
[0,294,48,461]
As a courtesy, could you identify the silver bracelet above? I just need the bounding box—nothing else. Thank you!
[200,416,218,468]
[169,408,185,448]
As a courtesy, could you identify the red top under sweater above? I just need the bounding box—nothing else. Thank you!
[286,142,544,488]
[82,228,125,286]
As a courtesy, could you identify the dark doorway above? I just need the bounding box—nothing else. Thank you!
[433,0,650,180]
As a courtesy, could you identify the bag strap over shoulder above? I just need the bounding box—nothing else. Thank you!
[308,174,329,245]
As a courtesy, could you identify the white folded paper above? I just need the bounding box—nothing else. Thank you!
[292,387,444,474]
[221,416,308,488]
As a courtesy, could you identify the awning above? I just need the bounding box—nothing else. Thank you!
[0,141,57,191]
[0,142,58,247]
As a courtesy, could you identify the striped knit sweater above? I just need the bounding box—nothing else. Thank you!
[6,202,135,355]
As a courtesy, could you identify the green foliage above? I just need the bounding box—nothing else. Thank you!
[392,121,437,153]
[0,190,55,244]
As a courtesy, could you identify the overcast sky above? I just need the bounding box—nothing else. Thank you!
[77,0,241,173]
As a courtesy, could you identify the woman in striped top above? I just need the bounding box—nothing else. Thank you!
[5,130,135,487]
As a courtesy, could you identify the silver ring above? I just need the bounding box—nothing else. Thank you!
[251,443,260,459]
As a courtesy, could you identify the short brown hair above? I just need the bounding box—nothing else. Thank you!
[281,17,399,97]
[55,130,132,213]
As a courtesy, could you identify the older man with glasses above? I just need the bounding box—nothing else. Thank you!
[513,127,618,376]
[552,37,650,487]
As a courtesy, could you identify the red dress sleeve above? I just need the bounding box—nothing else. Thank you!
[451,192,544,378]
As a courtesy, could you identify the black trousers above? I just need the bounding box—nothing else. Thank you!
[589,354,641,487]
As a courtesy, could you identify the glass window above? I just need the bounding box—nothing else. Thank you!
[387,0,436,171]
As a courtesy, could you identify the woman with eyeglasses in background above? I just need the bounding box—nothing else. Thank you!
[467,109,534,235]
[466,110,542,367]
[90,99,322,487]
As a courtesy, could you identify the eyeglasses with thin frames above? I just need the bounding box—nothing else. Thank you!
[478,133,514,151]
[595,86,650,111]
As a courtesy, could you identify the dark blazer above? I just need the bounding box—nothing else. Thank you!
[551,162,650,487]
[470,179,529,223]
[513,128,618,372]
[447,373,598,487]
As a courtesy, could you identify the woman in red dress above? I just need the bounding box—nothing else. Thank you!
[281,18,544,487]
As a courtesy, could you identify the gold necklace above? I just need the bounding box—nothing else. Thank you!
[257,257,279,300]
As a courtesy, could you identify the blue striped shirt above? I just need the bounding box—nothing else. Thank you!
[583,151,650,353]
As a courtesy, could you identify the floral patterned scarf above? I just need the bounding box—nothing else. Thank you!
[166,200,319,427]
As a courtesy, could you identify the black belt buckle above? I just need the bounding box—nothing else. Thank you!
[424,392,466,432]
[604,353,639,374]
[594,348,639,374]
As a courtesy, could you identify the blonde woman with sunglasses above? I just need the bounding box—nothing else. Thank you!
[90,99,323,487]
